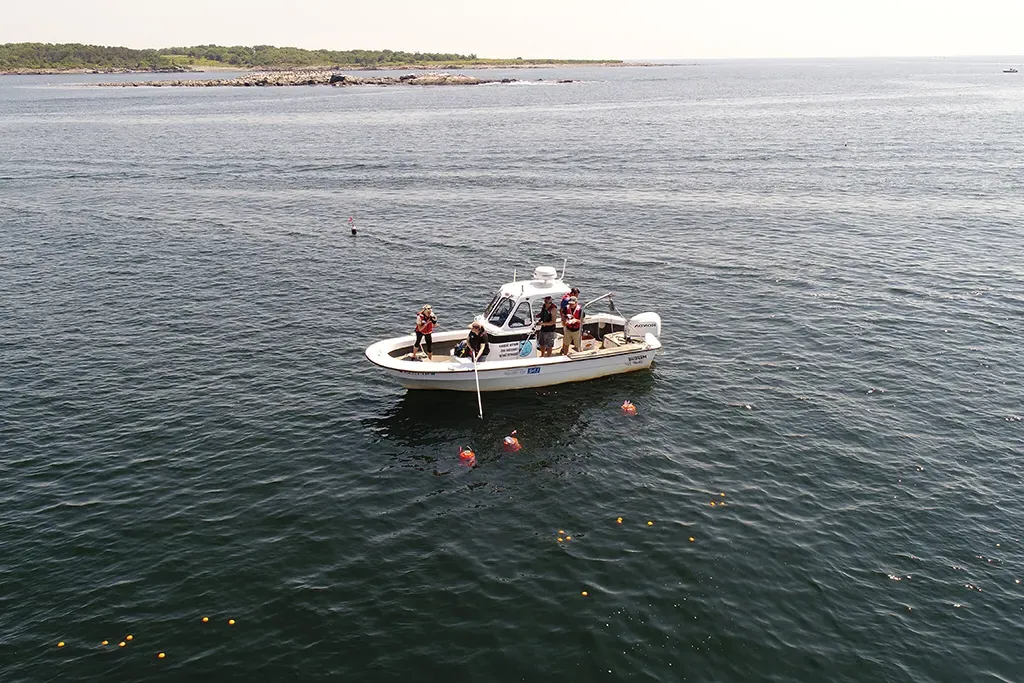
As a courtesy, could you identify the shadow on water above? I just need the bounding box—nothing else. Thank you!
[366,371,658,452]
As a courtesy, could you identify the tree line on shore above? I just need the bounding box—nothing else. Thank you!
[0,43,618,71]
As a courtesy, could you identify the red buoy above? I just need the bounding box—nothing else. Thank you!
[503,430,521,452]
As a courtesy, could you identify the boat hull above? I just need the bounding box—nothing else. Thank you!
[365,329,661,392]
[389,349,657,392]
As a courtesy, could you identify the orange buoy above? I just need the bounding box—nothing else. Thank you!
[126,635,133,641]
[621,400,637,415]
[458,447,476,467]
[101,640,108,646]
[158,652,166,659]
[503,430,521,452]
[581,591,589,597]
[202,616,209,623]
[119,641,126,648]
[57,641,65,648]
[616,517,623,524]
[228,619,235,626]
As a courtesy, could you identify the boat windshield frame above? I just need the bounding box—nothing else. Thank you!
[484,293,502,317]
[486,296,515,327]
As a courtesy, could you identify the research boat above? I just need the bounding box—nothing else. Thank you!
[365,265,662,392]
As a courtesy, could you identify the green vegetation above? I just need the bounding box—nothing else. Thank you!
[0,43,621,71]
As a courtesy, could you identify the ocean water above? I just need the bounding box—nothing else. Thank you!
[1,58,1022,682]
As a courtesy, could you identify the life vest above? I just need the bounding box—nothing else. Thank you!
[564,305,582,330]
[416,312,434,334]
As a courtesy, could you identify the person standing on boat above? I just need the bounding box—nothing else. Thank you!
[413,305,437,360]
[560,287,580,316]
[468,321,490,361]
[561,297,584,355]
[537,295,558,357]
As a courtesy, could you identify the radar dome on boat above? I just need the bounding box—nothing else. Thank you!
[533,266,558,282]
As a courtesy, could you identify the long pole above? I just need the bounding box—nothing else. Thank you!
[472,355,484,419]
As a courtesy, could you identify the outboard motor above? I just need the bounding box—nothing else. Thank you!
[625,312,661,341]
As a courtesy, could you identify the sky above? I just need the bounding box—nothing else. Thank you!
[3,0,1023,60]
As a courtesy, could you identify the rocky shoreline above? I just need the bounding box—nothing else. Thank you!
[92,70,574,87]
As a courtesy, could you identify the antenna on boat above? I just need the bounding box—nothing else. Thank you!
[560,258,567,280]
[513,268,517,282]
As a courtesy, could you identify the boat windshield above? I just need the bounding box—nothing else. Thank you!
[487,297,515,327]
[484,294,502,317]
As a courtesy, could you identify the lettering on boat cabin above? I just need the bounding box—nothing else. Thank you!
[495,340,536,360]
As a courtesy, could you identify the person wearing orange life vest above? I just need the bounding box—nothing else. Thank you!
[561,296,584,355]
[412,304,437,360]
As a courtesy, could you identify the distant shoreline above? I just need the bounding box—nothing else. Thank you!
[0,62,675,76]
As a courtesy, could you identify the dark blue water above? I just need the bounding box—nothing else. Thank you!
[1,58,1022,682]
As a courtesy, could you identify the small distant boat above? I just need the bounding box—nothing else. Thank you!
[1004,68,1018,73]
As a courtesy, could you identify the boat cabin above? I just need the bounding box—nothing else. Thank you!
[473,266,624,360]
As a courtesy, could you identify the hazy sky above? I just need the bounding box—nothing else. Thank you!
[4,0,1023,60]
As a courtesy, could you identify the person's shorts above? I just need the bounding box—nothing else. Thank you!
[564,328,582,350]
[538,328,556,348]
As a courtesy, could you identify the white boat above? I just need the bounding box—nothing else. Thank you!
[365,265,662,392]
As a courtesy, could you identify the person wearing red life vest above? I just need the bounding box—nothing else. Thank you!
[561,296,584,355]
[412,304,437,360]
[560,287,580,316]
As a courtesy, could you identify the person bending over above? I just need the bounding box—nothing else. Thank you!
[468,321,489,361]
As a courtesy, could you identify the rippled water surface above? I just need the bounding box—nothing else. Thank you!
[2,58,1023,682]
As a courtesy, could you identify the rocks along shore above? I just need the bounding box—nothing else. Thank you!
[92,71,573,87]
